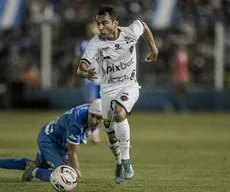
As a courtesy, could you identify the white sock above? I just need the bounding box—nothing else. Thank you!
[108,139,121,164]
[32,168,38,177]
[114,119,130,160]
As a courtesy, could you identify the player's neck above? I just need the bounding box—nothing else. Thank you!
[106,29,120,41]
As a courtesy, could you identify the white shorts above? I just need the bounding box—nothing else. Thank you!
[101,85,139,133]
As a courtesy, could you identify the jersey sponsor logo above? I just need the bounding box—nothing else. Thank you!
[106,58,134,74]
[130,69,136,80]
[108,75,129,84]
[104,56,111,59]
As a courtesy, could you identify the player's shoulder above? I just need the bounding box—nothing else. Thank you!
[125,19,144,28]
[74,103,90,112]
[65,104,90,117]
[90,34,105,43]
[119,19,144,39]
[87,35,107,48]
[67,104,89,127]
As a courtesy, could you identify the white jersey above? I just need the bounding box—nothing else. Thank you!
[81,20,144,94]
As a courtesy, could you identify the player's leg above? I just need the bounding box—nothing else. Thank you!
[104,120,124,184]
[0,158,32,170]
[113,85,139,179]
[105,121,121,164]
[22,140,66,182]
[101,94,124,184]
[113,104,134,179]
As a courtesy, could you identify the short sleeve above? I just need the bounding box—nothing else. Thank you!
[67,125,81,145]
[128,20,144,39]
[81,36,99,65]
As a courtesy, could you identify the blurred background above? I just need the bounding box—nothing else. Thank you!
[0,0,230,111]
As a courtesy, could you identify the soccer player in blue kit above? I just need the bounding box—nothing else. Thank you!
[0,99,103,183]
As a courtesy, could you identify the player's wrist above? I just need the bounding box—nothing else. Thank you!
[77,69,88,78]
[150,45,158,54]
[82,71,89,78]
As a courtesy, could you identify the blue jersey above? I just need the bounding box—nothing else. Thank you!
[75,39,89,56]
[39,104,91,150]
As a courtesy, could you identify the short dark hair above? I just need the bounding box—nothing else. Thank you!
[97,6,118,20]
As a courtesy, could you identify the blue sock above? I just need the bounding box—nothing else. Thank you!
[0,158,31,170]
[35,168,52,181]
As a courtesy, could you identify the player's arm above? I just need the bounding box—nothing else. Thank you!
[141,22,158,62]
[76,37,99,80]
[77,60,97,80]
[67,142,84,182]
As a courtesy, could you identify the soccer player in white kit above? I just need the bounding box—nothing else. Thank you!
[77,6,158,184]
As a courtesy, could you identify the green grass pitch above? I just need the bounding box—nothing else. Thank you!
[0,111,230,192]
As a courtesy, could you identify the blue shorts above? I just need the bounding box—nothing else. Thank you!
[36,127,68,169]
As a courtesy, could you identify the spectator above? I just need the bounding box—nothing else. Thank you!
[170,44,189,111]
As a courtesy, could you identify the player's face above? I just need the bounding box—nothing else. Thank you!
[96,13,118,39]
[88,113,103,127]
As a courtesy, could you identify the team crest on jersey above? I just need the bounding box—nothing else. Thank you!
[120,95,128,101]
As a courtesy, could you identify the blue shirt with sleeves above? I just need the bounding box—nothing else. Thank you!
[39,103,91,150]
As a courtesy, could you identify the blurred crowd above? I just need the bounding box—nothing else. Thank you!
[1,0,230,108]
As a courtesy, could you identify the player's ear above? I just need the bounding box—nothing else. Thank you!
[114,20,119,26]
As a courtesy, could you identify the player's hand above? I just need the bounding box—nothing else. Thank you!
[85,67,98,81]
[78,177,84,183]
[145,49,158,63]
[76,170,84,183]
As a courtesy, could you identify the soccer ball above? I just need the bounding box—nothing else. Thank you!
[50,165,78,191]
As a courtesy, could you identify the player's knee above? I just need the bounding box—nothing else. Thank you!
[103,119,110,129]
[114,105,126,122]
[107,133,117,144]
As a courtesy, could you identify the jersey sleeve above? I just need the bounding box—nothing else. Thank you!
[127,20,144,39]
[67,125,81,145]
[80,36,99,65]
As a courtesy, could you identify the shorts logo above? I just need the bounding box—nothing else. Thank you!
[120,95,128,101]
